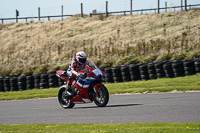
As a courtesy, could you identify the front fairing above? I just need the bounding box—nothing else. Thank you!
[71,60,105,104]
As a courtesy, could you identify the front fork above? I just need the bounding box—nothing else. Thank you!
[93,83,104,96]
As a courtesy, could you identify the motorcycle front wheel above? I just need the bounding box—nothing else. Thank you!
[58,87,75,109]
[93,85,109,107]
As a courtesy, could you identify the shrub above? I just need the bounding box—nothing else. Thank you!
[59,64,69,70]
[156,53,173,61]
[141,54,158,63]
[34,64,49,74]
[171,52,186,60]
[49,65,61,71]
[185,50,200,59]
[22,66,34,74]
[127,57,140,64]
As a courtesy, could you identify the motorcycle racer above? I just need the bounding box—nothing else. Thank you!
[66,51,89,96]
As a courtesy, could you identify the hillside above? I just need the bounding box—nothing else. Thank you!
[0,9,200,76]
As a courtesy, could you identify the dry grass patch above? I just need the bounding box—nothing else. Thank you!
[0,10,200,75]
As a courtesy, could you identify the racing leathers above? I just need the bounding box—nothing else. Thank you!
[66,56,89,95]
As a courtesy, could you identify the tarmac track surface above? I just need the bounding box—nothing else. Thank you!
[0,92,200,124]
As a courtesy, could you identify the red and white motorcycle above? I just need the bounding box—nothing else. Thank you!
[56,60,109,109]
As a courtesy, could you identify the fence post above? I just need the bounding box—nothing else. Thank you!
[81,3,83,18]
[130,0,132,15]
[61,5,63,20]
[106,1,108,18]
[181,0,183,11]
[16,9,19,23]
[185,0,187,11]
[165,2,167,12]
[157,0,160,14]
[38,7,40,21]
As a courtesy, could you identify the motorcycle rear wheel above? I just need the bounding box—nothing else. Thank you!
[93,85,109,107]
[58,87,75,109]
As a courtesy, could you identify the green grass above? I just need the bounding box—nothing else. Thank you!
[106,74,200,94]
[0,123,199,133]
[0,74,200,101]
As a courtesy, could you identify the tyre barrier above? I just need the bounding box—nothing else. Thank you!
[163,62,174,78]
[148,63,157,80]
[0,77,4,92]
[129,64,141,81]
[0,59,200,92]
[183,60,196,76]
[195,60,200,73]
[40,74,49,89]
[26,75,34,90]
[58,78,64,86]
[104,68,114,83]
[10,77,18,91]
[139,64,149,80]
[121,66,131,82]
[112,67,123,83]
[4,77,10,92]
[172,60,185,77]
[48,71,58,88]
[18,75,26,91]
[33,74,41,89]
[155,61,166,79]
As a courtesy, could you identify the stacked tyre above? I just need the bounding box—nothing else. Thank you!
[0,77,4,92]
[194,60,200,73]
[4,77,10,91]
[99,66,106,72]
[163,62,174,78]
[34,74,41,89]
[58,78,64,87]
[121,66,130,82]
[104,68,114,83]
[183,60,196,76]
[48,71,58,88]
[18,75,26,91]
[112,67,123,83]
[129,64,141,81]
[172,60,185,77]
[154,61,166,78]
[10,77,18,91]
[139,64,149,80]
[40,74,49,89]
[148,63,157,80]
[26,75,34,90]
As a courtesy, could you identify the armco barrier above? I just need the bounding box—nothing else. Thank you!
[0,59,200,92]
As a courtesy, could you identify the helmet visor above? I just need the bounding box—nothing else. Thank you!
[79,58,86,64]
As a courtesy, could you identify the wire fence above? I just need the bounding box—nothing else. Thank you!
[0,0,200,24]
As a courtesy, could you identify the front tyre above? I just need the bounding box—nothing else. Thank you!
[93,85,109,107]
[58,87,75,109]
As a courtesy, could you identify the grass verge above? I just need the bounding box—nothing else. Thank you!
[0,123,199,133]
[0,74,200,101]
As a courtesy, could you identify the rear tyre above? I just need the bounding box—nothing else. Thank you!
[58,87,75,109]
[93,85,109,107]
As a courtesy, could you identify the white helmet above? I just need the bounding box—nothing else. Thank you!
[76,51,87,64]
